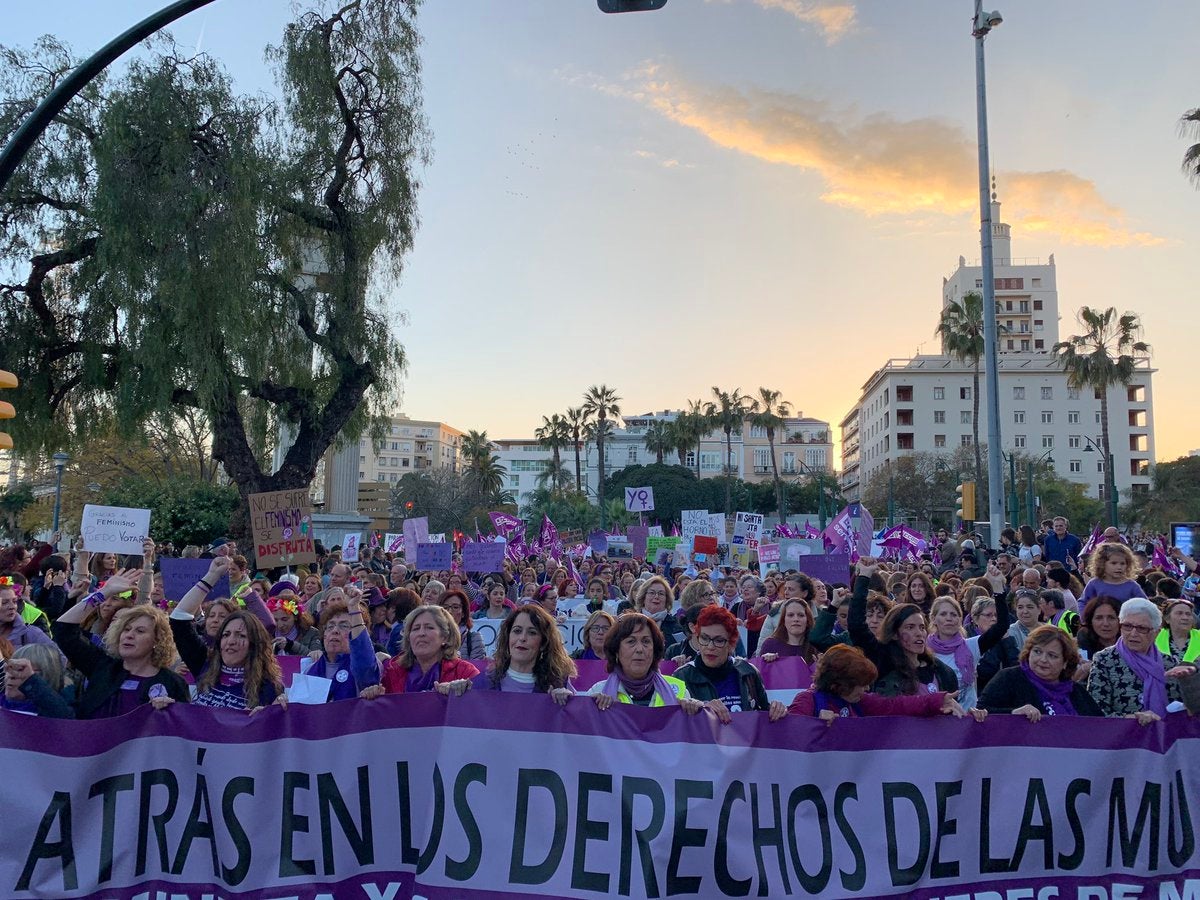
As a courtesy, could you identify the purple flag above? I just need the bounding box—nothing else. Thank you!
[489,511,524,539]
[1153,540,1184,579]
[1078,525,1103,559]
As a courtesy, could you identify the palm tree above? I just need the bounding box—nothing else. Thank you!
[664,418,689,467]
[1182,106,1200,186]
[935,291,1001,491]
[749,387,792,519]
[534,414,571,494]
[581,385,621,512]
[705,386,751,515]
[535,456,572,494]
[681,398,709,480]
[642,420,674,465]
[1053,307,1151,525]
[563,406,586,493]
[461,429,491,468]
[468,452,508,501]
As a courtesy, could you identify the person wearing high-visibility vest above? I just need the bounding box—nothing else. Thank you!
[1158,599,1200,664]
[1037,589,1079,637]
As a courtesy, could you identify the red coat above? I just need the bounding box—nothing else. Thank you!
[788,688,946,718]
[382,656,479,694]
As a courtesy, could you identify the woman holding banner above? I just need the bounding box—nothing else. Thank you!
[54,575,191,718]
[758,597,824,664]
[788,644,968,720]
[1087,598,1193,723]
[302,595,382,701]
[587,613,703,712]
[676,606,786,722]
[380,606,479,695]
[170,555,283,711]
[470,606,574,700]
[978,626,1102,719]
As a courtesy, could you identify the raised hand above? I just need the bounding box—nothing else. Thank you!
[102,568,144,597]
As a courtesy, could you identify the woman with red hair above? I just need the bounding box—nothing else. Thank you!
[675,606,787,723]
[789,644,969,721]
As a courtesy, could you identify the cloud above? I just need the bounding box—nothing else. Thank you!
[619,66,1164,247]
[707,0,857,42]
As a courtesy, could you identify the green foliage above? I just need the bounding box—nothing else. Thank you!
[0,484,35,541]
[1125,456,1200,532]
[390,468,514,537]
[101,477,239,548]
[0,2,428,506]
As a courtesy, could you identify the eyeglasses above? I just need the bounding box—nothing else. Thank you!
[700,590,718,599]
[324,622,353,633]
[697,634,730,648]
[589,625,610,635]
[1119,623,1153,636]
[644,589,667,597]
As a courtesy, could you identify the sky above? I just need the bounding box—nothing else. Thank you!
[7,1,1199,463]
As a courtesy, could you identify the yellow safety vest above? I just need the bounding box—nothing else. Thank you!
[1157,628,1200,664]
[597,674,690,707]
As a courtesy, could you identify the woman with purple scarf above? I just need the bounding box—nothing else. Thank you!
[586,612,704,713]
[978,626,1102,719]
[1086,598,1196,724]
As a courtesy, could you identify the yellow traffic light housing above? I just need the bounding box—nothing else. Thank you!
[955,480,977,525]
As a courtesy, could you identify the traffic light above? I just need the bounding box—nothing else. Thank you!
[597,0,667,12]
[955,481,976,525]
[0,370,16,451]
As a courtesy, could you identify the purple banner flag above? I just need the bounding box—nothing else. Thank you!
[5,695,1200,899]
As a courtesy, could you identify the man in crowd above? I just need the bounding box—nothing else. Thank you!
[1042,517,1082,568]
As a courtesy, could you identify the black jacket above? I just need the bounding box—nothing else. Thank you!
[53,621,190,719]
[977,665,1102,716]
[848,575,957,696]
[676,658,770,711]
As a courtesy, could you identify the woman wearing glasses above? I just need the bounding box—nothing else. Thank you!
[573,610,616,660]
[304,595,383,701]
[633,576,682,646]
[1086,598,1196,724]
[675,606,787,723]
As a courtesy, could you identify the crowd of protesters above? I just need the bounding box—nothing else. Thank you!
[0,513,1198,728]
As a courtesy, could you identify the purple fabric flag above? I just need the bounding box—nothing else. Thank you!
[1079,525,1103,559]
[489,511,524,539]
[804,521,821,539]
[1153,540,1184,578]
[566,553,585,592]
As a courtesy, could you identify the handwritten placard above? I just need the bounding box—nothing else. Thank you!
[248,488,315,568]
[384,533,404,554]
[403,517,429,554]
[342,533,361,563]
[624,486,655,512]
[81,504,151,555]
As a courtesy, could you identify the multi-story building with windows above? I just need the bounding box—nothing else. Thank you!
[840,197,1155,505]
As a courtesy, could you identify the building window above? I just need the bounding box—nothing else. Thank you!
[1033,320,1043,331]
[961,435,973,447]
[1041,387,1053,400]
[934,411,945,424]
[360,455,366,464]
[960,387,972,400]
[1068,435,1081,449]
[1021,340,1030,351]
[782,451,796,474]
[510,475,520,486]
[359,471,365,481]
[1019,300,1030,312]
[934,435,946,448]
[1014,411,1025,424]
[1013,387,1025,400]
[1032,281,1042,290]
[749,425,767,439]
[685,451,695,468]
[1067,388,1080,400]
[402,458,409,467]
[1068,411,1080,424]
[975,279,983,288]
[376,457,385,467]
[1041,412,1053,424]
[1005,300,1013,311]
[1034,339,1044,350]
[700,452,720,471]
[1014,435,1026,449]
[1006,340,1014,350]
[1042,435,1054,449]
[1069,460,1081,473]
[1096,412,1102,424]
[753,447,770,469]
[391,442,399,451]
[806,448,827,468]
[896,386,913,402]
[933,387,945,400]
[960,411,972,424]
[627,446,639,463]
[1097,460,1104,473]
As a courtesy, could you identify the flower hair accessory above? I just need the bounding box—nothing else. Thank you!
[0,576,23,596]
[267,593,300,617]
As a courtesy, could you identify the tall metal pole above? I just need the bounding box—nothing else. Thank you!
[973,0,1005,548]
[1026,461,1036,529]
[1107,452,1118,527]
[51,456,68,532]
[1007,453,1018,527]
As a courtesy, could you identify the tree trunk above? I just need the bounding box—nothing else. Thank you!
[573,432,582,493]
[768,427,783,519]
[597,414,606,512]
[972,361,983,493]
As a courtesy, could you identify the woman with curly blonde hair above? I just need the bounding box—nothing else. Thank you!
[1079,542,1146,611]
[54,582,191,718]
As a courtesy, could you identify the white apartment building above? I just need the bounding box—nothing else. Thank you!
[492,439,556,512]
[840,197,1155,505]
[353,414,464,485]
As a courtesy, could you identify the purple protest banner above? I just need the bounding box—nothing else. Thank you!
[749,655,814,691]
[461,540,505,573]
[6,694,1200,899]
[626,524,650,558]
[415,541,452,570]
[158,557,231,602]
[793,552,852,586]
[588,529,608,555]
[402,516,428,554]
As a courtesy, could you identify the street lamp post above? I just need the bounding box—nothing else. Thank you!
[1082,437,1119,527]
[51,451,69,532]
[972,1,1006,550]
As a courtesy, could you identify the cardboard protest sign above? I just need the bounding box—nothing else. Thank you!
[384,533,404,554]
[428,533,447,543]
[779,538,825,565]
[341,533,361,563]
[758,543,781,566]
[403,516,429,553]
[415,542,452,570]
[693,535,718,555]
[623,486,655,513]
[159,557,231,602]
[80,504,151,556]
[588,530,609,555]
[462,540,506,572]
[734,512,765,550]
[607,538,634,560]
[248,488,316,568]
[647,525,664,537]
